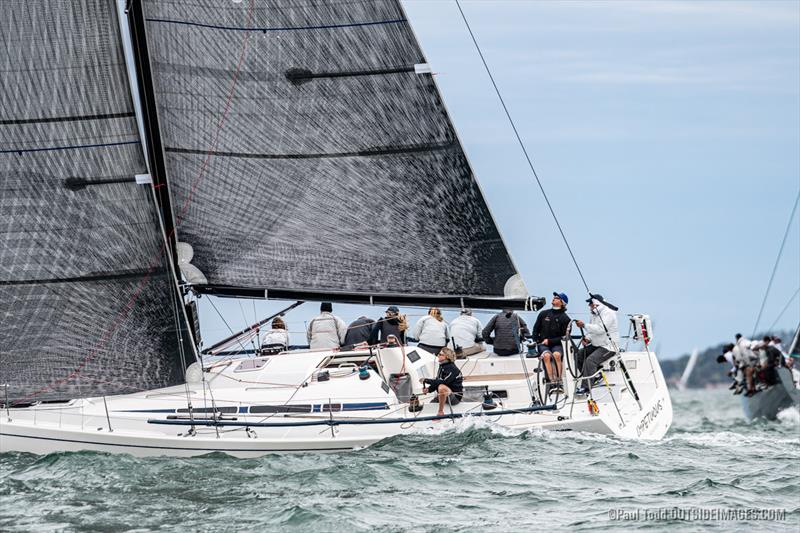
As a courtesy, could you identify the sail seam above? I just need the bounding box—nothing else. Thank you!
[0,112,135,126]
[1,270,165,286]
[144,17,407,33]
[164,142,454,160]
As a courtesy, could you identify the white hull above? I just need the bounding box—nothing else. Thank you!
[1,346,673,457]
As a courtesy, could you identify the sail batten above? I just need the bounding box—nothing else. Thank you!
[163,141,455,160]
[0,112,137,127]
[144,17,408,33]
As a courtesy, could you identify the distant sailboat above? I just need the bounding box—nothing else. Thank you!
[0,0,672,456]
[677,348,699,391]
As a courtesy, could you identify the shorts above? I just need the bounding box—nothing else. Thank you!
[537,343,563,356]
[417,343,445,355]
[431,392,463,406]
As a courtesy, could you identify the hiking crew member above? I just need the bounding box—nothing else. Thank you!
[450,308,484,357]
[421,347,464,416]
[343,315,375,350]
[482,308,530,356]
[261,316,290,354]
[413,307,449,355]
[369,306,408,345]
[306,302,347,350]
[532,292,571,387]
[732,334,759,396]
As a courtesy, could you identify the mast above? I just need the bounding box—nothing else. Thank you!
[125,0,180,275]
[120,0,200,358]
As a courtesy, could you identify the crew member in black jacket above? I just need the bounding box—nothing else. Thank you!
[368,306,407,345]
[421,347,463,416]
[532,292,571,389]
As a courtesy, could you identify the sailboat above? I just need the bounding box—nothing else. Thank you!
[740,325,800,421]
[0,0,672,457]
[676,348,699,391]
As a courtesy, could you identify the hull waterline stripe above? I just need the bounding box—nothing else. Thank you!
[115,409,177,414]
[145,18,407,33]
[148,404,558,428]
[112,402,389,415]
[0,431,353,453]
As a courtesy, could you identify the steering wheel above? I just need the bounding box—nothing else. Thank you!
[564,320,585,380]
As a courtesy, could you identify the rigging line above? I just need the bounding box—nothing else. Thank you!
[751,189,800,337]
[766,287,800,335]
[454,0,590,294]
[206,297,251,356]
[238,300,259,355]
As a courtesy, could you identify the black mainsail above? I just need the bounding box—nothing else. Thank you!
[140,0,534,309]
[0,0,190,402]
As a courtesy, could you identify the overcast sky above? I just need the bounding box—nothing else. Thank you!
[199,0,799,359]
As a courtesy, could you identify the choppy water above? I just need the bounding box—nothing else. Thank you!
[1,388,798,532]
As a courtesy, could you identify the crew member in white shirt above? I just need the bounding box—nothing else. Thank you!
[306,302,347,350]
[450,308,484,357]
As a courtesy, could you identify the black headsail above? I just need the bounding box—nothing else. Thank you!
[0,0,191,402]
[140,0,539,310]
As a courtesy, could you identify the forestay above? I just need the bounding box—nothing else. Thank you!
[0,0,189,402]
[142,0,531,308]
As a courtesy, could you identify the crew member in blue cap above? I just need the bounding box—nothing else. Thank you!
[532,292,571,393]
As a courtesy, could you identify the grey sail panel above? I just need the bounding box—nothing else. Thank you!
[142,0,525,302]
[0,0,187,402]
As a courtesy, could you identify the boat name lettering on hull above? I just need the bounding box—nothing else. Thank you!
[636,399,663,437]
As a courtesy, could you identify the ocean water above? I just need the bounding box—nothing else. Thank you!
[1,388,797,532]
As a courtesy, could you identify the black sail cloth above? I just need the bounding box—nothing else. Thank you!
[141,0,527,306]
[0,0,189,402]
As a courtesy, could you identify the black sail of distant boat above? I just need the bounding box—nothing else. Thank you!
[140,0,533,309]
[0,1,190,402]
